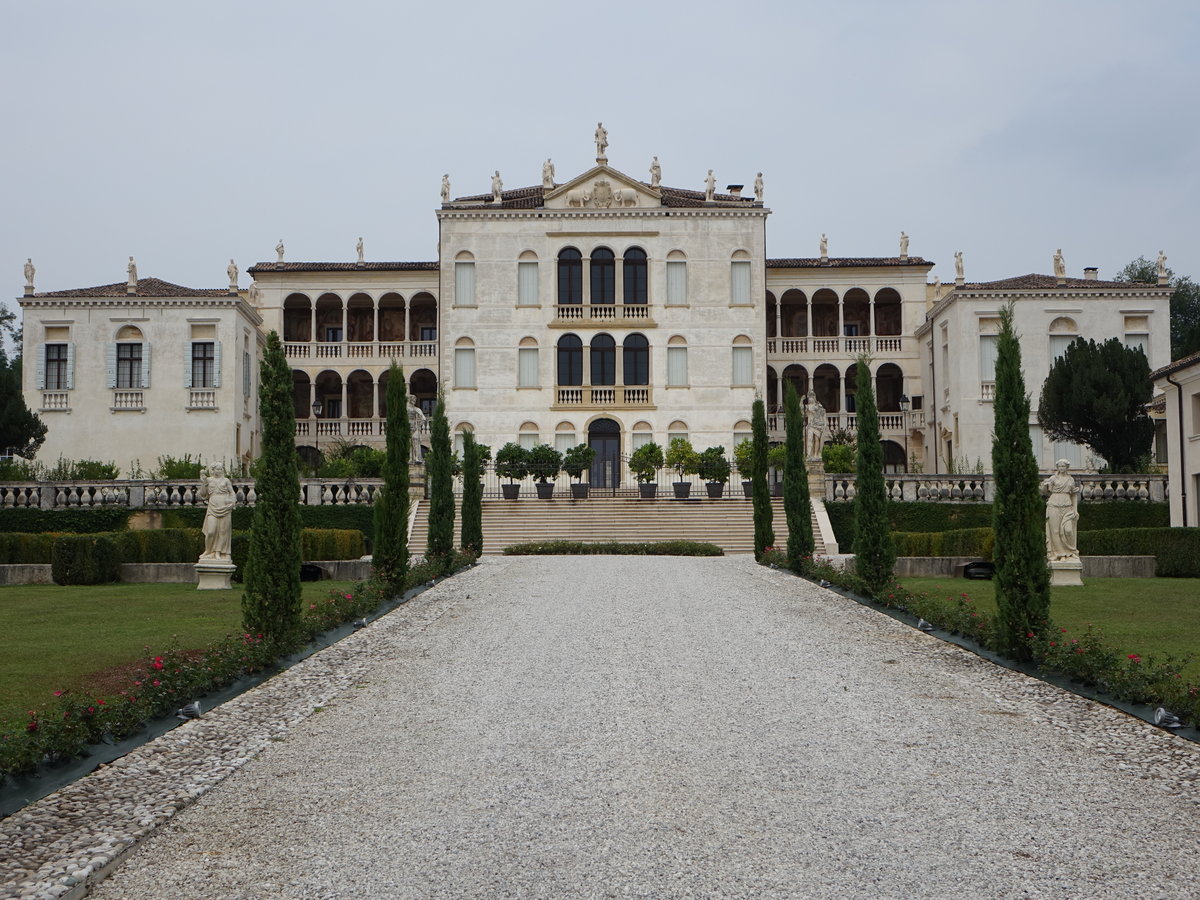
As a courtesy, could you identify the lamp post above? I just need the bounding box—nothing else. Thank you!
[898,393,910,473]
[312,398,324,467]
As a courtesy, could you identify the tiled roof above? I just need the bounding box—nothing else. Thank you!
[449,186,546,209]
[31,277,230,298]
[247,261,439,275]
[767,257,932,268]
[1151,349,1200,380]
[658,186,753,207]
[960,273,1161,291]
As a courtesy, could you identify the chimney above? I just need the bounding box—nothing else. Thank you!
[1083,267,1098,280]
[726,184,743,198]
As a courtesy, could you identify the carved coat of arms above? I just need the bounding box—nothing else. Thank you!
[592,179,613,208]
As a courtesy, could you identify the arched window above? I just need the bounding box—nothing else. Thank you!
[623,334,649,385]
[667,336,688,387]
[590,334,616,386]
[519,421,539,450]
[110,325,149,389]
[555,421,577,454]
[518,336,539,388]
[1048,316,1079,361]
[668,420,689,446]
[454,251,476,308]
[557,334,583,386]
[454,337,476,389]
[518,250,539,307]
[631,420,654,449]
[666,250,687,306]
[591,247,615,304]
[623,247,648,305]
[557,248,582,305]
[454,423,473,456]
[731,335,753,386]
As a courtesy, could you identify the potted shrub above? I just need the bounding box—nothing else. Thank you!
[767,444,787,497]
[527,443,563,499]
[629,441,663,499]
[665,437,699,499]
[698,446,731,499]
[563,443,597,499]
[733,439,754,499]
[495,442,529,500]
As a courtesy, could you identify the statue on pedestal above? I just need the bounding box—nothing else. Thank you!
[754,172,764,202]
[954,250,964,281]
[227,259,238,291]
[542,158,555,189]
[127,257,137,289]
[276,240,285,263]
[899,232,909,259]
[704,169,716,201]
[441,174,451,204]
[408,394,428,463]
[1043,459,1080,562]
[491,170,503,203]
[356,237,364,263]
[1157,250,1168,280]
[24,258,34,290]
[805,392,828,460]
[820,233,828,258]
[595,122,608,161]
[1053,249,1066,280]
[198,465,235,561]
[649,156,661,188]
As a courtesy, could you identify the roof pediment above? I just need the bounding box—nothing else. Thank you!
[543,165,661,210]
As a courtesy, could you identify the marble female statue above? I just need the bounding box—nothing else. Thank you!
[954,250,964,280]
[899,232,908,258]
[649,156,661,187]
[820,234,828,258]
[491,170,503,203]
[24,258,34,287]
[542,159,555,189]
[1157,250,1168,279]
[227,259,238,290]
[1043,459,1080,561]
[441,174,451,203]
[1053,249,1066,279]
[127,256,137,287]
[407,394,428,462]
[198,464,236,561]
[276,240,285,263]
[356,237,364,263]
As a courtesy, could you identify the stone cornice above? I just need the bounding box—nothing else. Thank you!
[19,295,263,325]
[436,207,769,222]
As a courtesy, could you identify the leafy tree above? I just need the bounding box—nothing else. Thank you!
[850,358,894,595]
[782,382,814,570]
[372,363,410,593]
[1038,337,1154,472]
[0,347,46,459]
[1114,255,1200,359]
[460,431,483,555]
[751,397,774,559]
[425,391,455,569]
[242,331,302,639]
[992,304,1050,661]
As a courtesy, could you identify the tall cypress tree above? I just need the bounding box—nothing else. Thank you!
[372,362,410,594]
[460,431,483,555]
[425,391,455,570]
[992,304,1050,660]
[242,331,302,639]
[783,382,814,570]
[851,356,895,596]
[751,397,775,560]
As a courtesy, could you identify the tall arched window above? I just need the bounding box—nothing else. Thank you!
[731,335,753,386]
[623,247,648,305]
[591,247,615,304]
[590,334,616,386]
[557,334,583,386]
[666,250,687,306]
[623,334,649,385]
[557,248,582,305]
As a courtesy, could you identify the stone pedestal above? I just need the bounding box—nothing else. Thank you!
[1049,558,1083,587]
[195,560,236,590]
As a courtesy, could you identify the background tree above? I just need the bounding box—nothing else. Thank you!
[850,357,894,595]
[242,331,302,639]
[1038,336,1154,472]
[783,382,813,570]
[425,391,455,570]
[751,397,774,559]
[992,304,1050,661]
[0,347,46,459]
[372,363,410,594]
[460,431,483,555]
[1114,255,1200,359]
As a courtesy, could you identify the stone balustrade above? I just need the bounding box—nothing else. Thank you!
[823,473,1168,503]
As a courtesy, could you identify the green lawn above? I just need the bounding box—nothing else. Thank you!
[900,577,1200,680]
[0,581,358,723]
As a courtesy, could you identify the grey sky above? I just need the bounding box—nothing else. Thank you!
[3,0,1197,318]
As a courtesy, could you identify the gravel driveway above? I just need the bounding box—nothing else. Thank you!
[83,556,1199,899]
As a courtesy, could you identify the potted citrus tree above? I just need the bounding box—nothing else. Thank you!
[698,446,731,499]
[629,441,663,499]
[495,442,529,500]
[733,439,754,499]
[665,436,699,499]
[563,443,597,499]
[528,443,563,499]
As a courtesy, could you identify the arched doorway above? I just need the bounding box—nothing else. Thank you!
[588,418,621,489]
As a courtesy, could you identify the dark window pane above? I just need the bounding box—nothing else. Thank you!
[590,248,614,304]
[623,248,647,305]
[557,248,582,305]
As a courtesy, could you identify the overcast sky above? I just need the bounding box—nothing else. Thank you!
[3,0,1197,319]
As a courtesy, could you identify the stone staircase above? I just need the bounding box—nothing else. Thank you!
[409,496,830,557]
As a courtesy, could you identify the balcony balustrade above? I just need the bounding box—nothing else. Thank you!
[284,340,438,362]
[551,304,655,327]
[767,335,908,358]
[553,386,654,409]
[112,390,145,411]
[40,392,70,411]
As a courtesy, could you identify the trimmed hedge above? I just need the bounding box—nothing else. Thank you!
[893,528,994,560]
[1079,528,1200,577]
[825,501,1169,544]
[162,505,376,547]
[300,528,365,562]
[0,508,132,535]
[110,529,204,563]
[0,533,58,565]
[51,535,120,585]
[503,540,723,557]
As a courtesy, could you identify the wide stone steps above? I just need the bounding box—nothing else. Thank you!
[408,496,827,557]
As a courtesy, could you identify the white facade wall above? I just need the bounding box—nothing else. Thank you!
[1153,357,1200,526]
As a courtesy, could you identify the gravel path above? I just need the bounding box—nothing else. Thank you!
[24,557,1200,898]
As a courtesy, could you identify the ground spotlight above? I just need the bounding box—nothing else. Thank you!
[1154,707,1183,730]
[175,701,202,721]
[916,619,933,632]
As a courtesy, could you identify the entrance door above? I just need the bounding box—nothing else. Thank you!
[588,418,621,489]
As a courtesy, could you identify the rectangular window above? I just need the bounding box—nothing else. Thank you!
[518,347,539,387]
[191,342,215,388]
[979,335,999,381]
[243,352,251,398]
[632,431,653,450]
[517,261,538,306]
[44,343,69,390]
[116,344,142,389]
[1049,335,1074,361]
[420,326,438,341]
[519,432,537,450]
[454,347,476,388]
[455,261,476,307]
[1124,333,1148,356]
[731,346,753,386]
[1053,440,1084,468]
[666,260,687,306]
[667,346,688,386]
[730,260,751,305]
[555,433,575,454]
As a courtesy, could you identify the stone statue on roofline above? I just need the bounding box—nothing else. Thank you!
[899,232,909,259]
[127,256,137,289]
[704,169,716,201]
[357,237,364,263]
[754,172,764,202]
[24,258,34,290]
[542,158,555,189]
[1053,249,1066,280]
[954,251,964,281]
[441,174,451,204]
[649,156,661,188]
[227,259,238,291]
[1157,250,1168,281]
[491,170,503,203]
[595,122,608,161]
[276,239,285,263]
[820,233,828,258]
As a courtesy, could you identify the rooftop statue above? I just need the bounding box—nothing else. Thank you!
[649,156,661,188]
[441,174,451,204]
[754,172,764,202]
[542,158,555,189]
[899,231,909,258]
[1157,249,1168,279]
[820,233,828,257]
[1053,249,1066,280]
[954,250,964,281]
[227,259,238,290]
[595,122,608,160]
[491,170,503,203]
[276,240,285,263]
[127,256,137,288]
[24,258,34,288]
[357,236,364,263]
[704,169,716,201]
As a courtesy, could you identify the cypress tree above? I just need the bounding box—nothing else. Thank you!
[991,303,1050,660]
[242,331,302,639]
[751,397,775,559]
[460,431,483,555]
[783,382,814,570]
[851,356,895,596]
[372,362,410,594]
[425,391,455,570]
